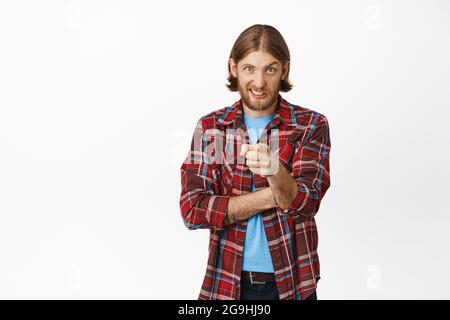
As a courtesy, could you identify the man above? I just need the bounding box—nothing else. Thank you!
[179,24,331,300]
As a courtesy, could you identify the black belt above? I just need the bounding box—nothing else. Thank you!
[241,271,276,284]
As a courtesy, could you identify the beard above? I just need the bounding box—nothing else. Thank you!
[237,79,280,112]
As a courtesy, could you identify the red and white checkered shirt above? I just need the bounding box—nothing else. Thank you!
[180,95,331,300]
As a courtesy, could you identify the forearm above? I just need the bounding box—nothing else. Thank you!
[224,187,277,226]
[266,160,298,210]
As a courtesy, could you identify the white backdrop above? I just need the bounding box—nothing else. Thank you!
[0,0,449,299]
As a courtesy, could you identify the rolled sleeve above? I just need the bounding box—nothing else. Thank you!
[179,119,230,230]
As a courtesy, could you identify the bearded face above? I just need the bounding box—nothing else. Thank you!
[237,74,280,113]
[230,50,288,115]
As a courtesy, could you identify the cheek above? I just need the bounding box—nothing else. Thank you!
[238,78,252,90]
[268,77,282,89]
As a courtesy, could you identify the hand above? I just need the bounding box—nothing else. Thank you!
[240,143,279,177]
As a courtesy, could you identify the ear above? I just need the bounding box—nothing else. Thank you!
[229,58,238,78]
[281,61,290,80]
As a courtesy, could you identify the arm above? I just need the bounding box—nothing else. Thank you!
[275,115,331,218]
[180,119,230,230]
[266,161,298,210]
[223,187,277,226]
[180,120,276,230]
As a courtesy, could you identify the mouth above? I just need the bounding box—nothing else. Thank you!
[249,89,267,99]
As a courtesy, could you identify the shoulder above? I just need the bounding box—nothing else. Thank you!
[197,104,236,131]
[288,102,330,129]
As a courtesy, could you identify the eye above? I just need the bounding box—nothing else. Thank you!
[243,66,253,72]
[266,67,276,74]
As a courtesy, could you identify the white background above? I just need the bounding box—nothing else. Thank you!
[0,0,449,299]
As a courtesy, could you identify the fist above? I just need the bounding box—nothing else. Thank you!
[240,143,279,177]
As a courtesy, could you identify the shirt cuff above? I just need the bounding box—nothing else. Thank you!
[277,181,309,216]
[206,194,231,229]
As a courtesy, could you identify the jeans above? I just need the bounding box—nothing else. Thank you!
[240,277,317,300]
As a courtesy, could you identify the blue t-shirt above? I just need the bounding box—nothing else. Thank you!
[242,113,275,273]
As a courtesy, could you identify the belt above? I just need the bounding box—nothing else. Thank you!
[241,271,276,284]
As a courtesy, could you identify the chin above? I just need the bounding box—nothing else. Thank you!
[246,94,276,111]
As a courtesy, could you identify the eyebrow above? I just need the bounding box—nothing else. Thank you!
[242,61,279,68]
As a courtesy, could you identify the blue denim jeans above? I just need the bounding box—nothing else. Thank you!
[240,277,317,300]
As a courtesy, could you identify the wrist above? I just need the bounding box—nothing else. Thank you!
[259,156,280,178]
[266,187,278,209]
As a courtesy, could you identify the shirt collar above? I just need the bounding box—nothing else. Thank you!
[216,94,298,129]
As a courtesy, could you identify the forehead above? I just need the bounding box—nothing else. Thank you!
[238,50,280,66]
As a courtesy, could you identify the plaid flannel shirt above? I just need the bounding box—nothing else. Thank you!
[179,95,331,300]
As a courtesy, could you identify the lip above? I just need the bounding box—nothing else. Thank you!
[249,89,267,99]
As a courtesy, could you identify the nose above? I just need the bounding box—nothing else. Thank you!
[252,71,266,89]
